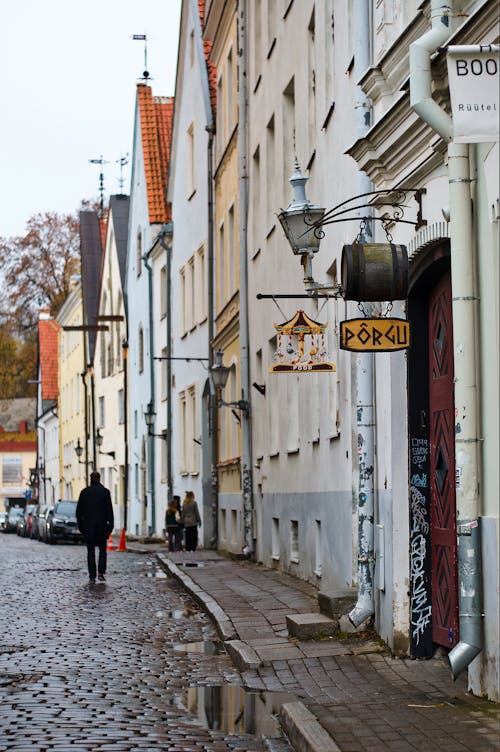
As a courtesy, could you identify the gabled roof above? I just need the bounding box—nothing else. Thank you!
[79,210,103,364]
[109,195,130,292]
[38,315,59,404]
[136,85,174,224]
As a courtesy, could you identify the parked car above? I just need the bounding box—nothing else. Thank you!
[30,505,44,539]
[0,512,7,532]
[46,500,82,544]
[17,504,38,537]
[5,506,24,533]
[37,505,54,542]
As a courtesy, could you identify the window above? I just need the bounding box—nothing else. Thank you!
[161,436,167,482]
[187,123,195,196]
[290,520,299,563]
[195,245,206,323]
[266,115,275,231]
[308,7,317,156]
[188,385,198,473]
[221,509,227,542]
[118,389,125,424]
[187,257,195,330]
[227,48,234,134]
[283,77,295,202]
[161,347,167,401]
[228,205,236,297]
[180,266,186,335]
[252,146,261,250]
[136,228,142,276]
[100,332,106,378]
[134,410,138,439]
[314,519,322,576]
[134,463,139,497]
[218,222,225,308]
[272,517,280,560]
[179,392,187,473]
[179,386,198,474]
[98,396,105,428]
[160,266,167,319]
[286,375,300,453]
[138,326,144,373]
[217,74,224,157]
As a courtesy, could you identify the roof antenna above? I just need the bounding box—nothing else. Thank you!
[116,154,129,193]
[88,155,109,218]
[132,33,152,82]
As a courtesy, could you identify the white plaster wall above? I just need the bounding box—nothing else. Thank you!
[94,211,126,530]
[126,113,156,535]
[38,410,59,506]
[247,0,359,593]
[168,1,210,526]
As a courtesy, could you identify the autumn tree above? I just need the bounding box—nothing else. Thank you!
[0,325,37,398]
[0,210,81,335]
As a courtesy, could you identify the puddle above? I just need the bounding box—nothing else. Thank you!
[155,609,195,619]
[146,569,167,578]
[173,640,222,655]
[173,685,292,736]
[177,562,205,568]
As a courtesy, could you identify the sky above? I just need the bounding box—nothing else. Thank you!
[0,0,182,238]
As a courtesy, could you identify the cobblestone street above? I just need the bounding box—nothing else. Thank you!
[0,536,292,752]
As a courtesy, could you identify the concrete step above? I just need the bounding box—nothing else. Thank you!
[285,613,337,640]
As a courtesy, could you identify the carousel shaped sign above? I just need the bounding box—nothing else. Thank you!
[269,309,336,373]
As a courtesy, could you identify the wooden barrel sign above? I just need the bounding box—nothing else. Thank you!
[341,243,408,301]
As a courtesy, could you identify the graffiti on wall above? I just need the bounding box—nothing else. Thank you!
[409,437,433,655]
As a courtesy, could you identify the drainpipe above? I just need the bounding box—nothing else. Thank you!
[158,227,173,503]
[348,0,376,627]
[122,340,129,531]
[409,1,482,678]
[237,0,254,557]
[206,125,219,549]
[143,248,156,534]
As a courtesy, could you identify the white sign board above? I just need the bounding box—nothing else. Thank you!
[447,45,499,143]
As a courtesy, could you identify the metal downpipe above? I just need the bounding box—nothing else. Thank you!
[409,1,482,677]
[348,0,375,628]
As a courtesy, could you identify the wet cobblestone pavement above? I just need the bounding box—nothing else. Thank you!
[0,536,293,751]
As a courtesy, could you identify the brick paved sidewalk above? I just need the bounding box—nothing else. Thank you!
[155,549,499,752]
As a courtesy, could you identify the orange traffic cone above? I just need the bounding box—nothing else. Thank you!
[106,534,115,551]
[117,527,127,552]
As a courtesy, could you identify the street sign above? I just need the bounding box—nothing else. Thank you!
[340,318,410,352]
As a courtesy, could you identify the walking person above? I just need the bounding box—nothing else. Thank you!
[173,495,184,551]
[76,471,114,583]
[164,498,179,552]
[181,491,201,552]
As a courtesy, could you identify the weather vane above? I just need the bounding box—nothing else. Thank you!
[116,154,129,193]
[88,155,109,218]
[132,33,152,82]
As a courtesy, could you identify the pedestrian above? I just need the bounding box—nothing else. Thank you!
[165,498,179,552]
[173,494,184,551]
[76,471,114,584]
[181,490,201,552]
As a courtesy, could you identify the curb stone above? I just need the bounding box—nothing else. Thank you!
[280,703,341,752]
[226,639,262,671]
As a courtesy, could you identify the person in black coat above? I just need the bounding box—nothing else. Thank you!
[76,471,114,583]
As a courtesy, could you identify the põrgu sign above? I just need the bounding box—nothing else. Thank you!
[340,318,410,352]
[447,45,500,143]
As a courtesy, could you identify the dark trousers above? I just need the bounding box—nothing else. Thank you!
[185,525,198,552]
[86,541,107,579]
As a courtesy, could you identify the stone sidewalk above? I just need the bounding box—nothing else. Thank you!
[147,548,499,752]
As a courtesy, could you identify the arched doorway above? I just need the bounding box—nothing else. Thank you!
[407,242,459,657]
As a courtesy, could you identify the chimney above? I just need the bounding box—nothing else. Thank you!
[19,420,27,434]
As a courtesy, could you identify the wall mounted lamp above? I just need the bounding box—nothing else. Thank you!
[95,427,116,459]
[144,402,167,439]
[211,349,250,414]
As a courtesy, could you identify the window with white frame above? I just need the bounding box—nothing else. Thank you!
[138,326,144,373]
[118,389,125,424]
[188,385,198,473]
[187,123,195,196]
[179,391,187,473]
[195,245,206,323]
[160,265,167,319]
[179,388,198,474]
[217,74,224,157]
[161,347,167,401]
[227,47,234,134]
[282,77,295,203]
[98,396,105,428]
[179,266,186,335]
[290,520,299,563]
[188,257,195,330]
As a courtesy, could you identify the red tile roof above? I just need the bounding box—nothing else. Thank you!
[38,318,60,401]
[137,85,174,224]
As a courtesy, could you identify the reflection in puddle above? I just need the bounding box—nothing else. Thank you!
[177,562,205,568]
[146,569,167,578]
[174,685,292,736]
[173,640,221,655]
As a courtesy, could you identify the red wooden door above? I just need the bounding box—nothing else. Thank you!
[429,271,459,648]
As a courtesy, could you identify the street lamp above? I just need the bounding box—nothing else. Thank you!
[75,438,92,466]
[211,349,249,413]
[95,427,116,460]
[144,402,167,438]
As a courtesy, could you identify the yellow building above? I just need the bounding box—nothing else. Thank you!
[56,278,87,500]
[204,0,243,552]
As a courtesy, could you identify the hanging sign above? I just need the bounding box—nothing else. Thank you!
[447,45,500,143]
[340,318,410,352]
[270,309,336,373]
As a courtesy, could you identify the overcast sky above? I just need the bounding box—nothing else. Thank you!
[0,0,181,238]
